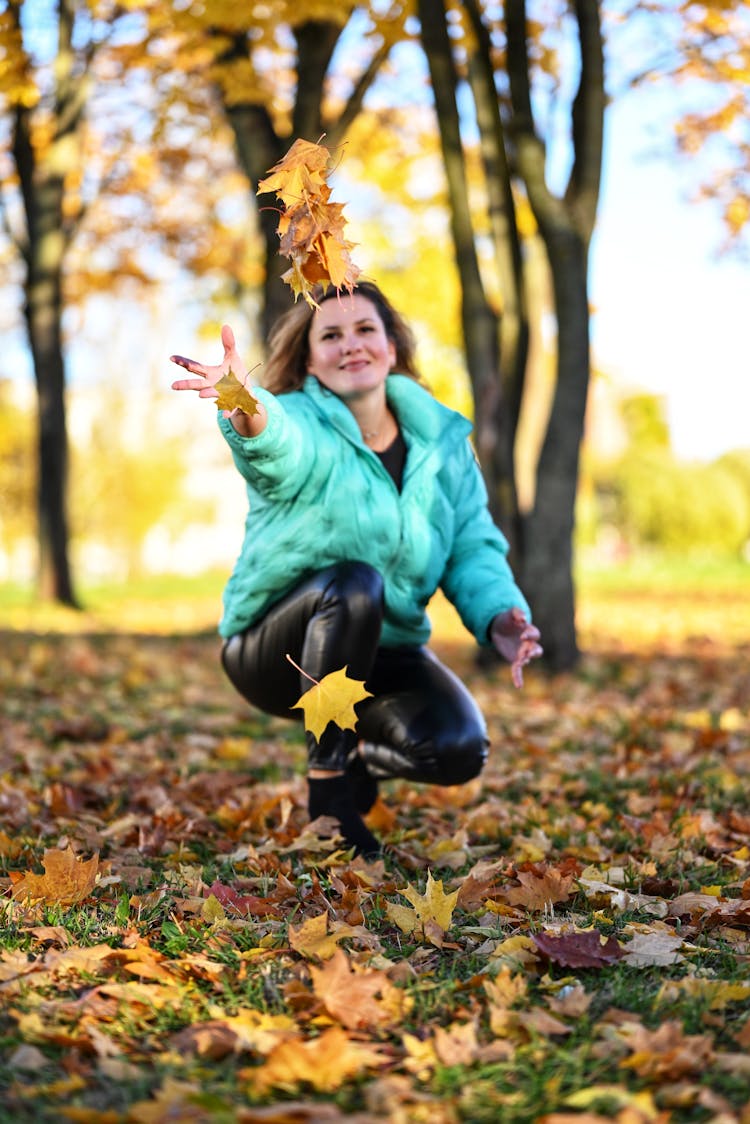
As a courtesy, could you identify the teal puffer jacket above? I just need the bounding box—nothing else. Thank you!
[216,374,530,645]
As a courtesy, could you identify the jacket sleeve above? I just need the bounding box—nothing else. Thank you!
[440,441,531,644]
[216,388,315,499]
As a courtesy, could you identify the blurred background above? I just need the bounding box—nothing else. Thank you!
[1,0,748,658]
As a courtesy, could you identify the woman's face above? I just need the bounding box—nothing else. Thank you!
[306,293,396,401]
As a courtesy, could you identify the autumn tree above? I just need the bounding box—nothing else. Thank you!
[0,0,168,604]
[418,0,604,670]
[620,0,750,251]
[0,0,261,604]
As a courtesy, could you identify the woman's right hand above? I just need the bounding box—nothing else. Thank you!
[170,324,266,436]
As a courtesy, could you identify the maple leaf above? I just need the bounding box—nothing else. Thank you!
[288,912,354,961]
[290,663,372,741]
[618,1020,715,1080]
[504,867,575,911]
[384,870,459,943]
[213,369,259,416]
[433,1020,480,1066]
[309,948,404,1031]
[245,1025,388,1095]
[11,844,99,906]
[257,137,361,305]
[620,929,685,967]
[532,929,625,969]
[257,138,330,208]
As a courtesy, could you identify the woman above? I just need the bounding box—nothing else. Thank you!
[171,281,542,858]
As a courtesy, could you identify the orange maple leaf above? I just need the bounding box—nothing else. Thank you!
[290,661,372,741]
[11,844,99,906]
[257,137,330,208]
[309,948,404,1031]
[258,137,361,306]
[504,867,575,911]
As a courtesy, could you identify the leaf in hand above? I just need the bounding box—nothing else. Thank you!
[291,664,372,741]
[213,369,259,416]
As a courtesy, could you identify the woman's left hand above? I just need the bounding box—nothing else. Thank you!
[490,608,543,688]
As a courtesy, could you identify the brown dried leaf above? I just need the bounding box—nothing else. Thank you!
[11,844,99,906]
[533,929,625,969]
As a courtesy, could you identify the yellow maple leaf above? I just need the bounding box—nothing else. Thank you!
[384,870,459,939]
[257,137,330,208]
[213,369,259,416]
[290,664,372,741]
[288,911,351,960]
[245,1024,387,1095]
[11,844,99,906]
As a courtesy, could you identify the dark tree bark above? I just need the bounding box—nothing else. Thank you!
[417,0,505,522]
[8,0,89,606]
[418,0,604,670]
[506,0,605,669]
[460,0,529,559]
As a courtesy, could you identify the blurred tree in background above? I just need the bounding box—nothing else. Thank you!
[582,391,750,561]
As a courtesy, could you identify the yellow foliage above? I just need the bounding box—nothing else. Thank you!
[0,11,40,107]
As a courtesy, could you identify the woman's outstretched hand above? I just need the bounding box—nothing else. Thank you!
[170,324,266,436]
[490,607,543,689]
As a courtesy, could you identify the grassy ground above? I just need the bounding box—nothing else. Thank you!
[0,560,749,1123]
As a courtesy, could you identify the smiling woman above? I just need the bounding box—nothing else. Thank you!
[170,279,542,859]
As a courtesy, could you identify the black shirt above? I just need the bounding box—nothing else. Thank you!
[375,430,407,491]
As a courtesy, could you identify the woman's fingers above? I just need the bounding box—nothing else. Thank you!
[170,353,205,374]
[171,376,208,391]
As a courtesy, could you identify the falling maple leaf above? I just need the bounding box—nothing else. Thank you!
[11,844,99,906]
[290,661,372,741]
[213,369,259,416]
[257,138,330,208]
[257,137,361,306]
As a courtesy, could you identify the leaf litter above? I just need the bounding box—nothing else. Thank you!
[0,621,749,1122]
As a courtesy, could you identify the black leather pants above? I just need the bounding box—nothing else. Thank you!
[221,561,489,781]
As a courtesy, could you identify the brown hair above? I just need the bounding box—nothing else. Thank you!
[260,280,421,394]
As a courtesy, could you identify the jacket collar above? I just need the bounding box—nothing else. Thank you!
[302,374,472,458]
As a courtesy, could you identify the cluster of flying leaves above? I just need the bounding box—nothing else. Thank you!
[0,614,749,1122]
[258,137,362,306]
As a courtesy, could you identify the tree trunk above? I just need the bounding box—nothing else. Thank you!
[520,230,590,669]
[24,266,77,605]
[506,0,604,669]
[417,0,506,518]
[10,0,83,607]
[463,0,529,561]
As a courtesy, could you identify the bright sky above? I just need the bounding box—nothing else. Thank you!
[589,92,749,462]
